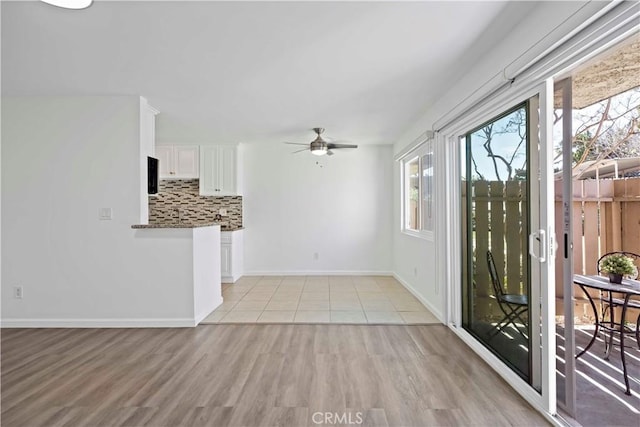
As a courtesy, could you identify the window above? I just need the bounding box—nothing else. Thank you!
[405,156,420,230]
[401,140,434,238]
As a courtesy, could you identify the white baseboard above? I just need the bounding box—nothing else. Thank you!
[195,297,223,325]
[1,318,197,328]
[242,271,393,276]
[392,272,444,323]
[222,272,243,283]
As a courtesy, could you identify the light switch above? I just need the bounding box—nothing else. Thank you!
[219,208,227,216]
[99,207,113,220]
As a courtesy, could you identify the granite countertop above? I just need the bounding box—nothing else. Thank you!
[221,227,244,232]
[131,222,220,229]
[131,223,244,231]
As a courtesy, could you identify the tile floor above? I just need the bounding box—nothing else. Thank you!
[201,275,440,325]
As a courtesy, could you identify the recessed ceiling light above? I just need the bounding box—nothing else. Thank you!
[41,0,93,10]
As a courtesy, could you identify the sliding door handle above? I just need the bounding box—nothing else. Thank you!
[529,229,547,263]
[538,229,547,263]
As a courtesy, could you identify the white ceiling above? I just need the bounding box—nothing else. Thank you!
[1,1,536,145]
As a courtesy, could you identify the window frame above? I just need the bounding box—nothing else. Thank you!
[400,139,434,240]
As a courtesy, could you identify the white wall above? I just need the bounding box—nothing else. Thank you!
[391,1,609,321]
[192,225,222,323]
[242,142,393,275]
[139,97,157,224]
[391,157,442,318]
[1,96,205,326]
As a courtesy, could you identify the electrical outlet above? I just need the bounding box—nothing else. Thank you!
[99,207,113,220]
[313,252,319,261]
[413,267,418,277]
[218,208,227,216]
[13,286,23,299]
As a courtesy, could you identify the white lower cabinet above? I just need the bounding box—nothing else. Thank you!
[221,230,243,283]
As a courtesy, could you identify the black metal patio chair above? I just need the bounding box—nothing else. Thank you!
[487,250,529,340]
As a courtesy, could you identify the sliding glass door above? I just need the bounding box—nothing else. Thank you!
[460,81,555,411]
[461,102,535,380]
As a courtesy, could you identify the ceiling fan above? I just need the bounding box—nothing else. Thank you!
[285,128,358,156]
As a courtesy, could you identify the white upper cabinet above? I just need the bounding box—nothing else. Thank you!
[200,145,237,196]
[174,146,199,177]
[156,145,199,179]
[156,145,173,177]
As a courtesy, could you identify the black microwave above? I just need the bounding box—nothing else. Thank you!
[148,156,159,194]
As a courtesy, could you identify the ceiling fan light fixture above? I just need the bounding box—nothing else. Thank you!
[285,127,356,157]
[310,137,328,156]
[41,0,93,10]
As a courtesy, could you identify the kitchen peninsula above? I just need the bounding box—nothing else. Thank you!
[131,222,222,326]
[145,178,245,284]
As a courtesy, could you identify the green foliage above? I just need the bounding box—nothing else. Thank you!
[409,187,419,201]
[572,131,596,164]
[599,254,636,276]
[513,168,527,181]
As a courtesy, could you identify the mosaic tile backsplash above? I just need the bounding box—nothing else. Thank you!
[149,179,243,228]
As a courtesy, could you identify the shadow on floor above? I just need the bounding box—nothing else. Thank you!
[556,326,640,427]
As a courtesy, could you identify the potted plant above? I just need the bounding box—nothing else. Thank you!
[599,254,636,284]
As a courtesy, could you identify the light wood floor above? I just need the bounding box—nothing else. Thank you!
[1,325,549,427]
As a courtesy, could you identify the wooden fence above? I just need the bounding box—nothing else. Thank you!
[463,177,640,321]
[554,177,640,319]
[462,180,528,320]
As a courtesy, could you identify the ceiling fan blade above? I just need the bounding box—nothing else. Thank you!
[292,148,309,154]
[284,142,309,146]
[327,143,358,149]
[326,150,334,156]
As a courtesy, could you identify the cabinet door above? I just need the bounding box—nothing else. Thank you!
[218,146,237,195]
[199,145,221,195]
[174,145,199,178]
[221,244,232,277]
[156,145,173,178]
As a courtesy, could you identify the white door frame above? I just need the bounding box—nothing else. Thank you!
[435,3,638,419]
[440,78,557,418]
[556,77,577,416]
